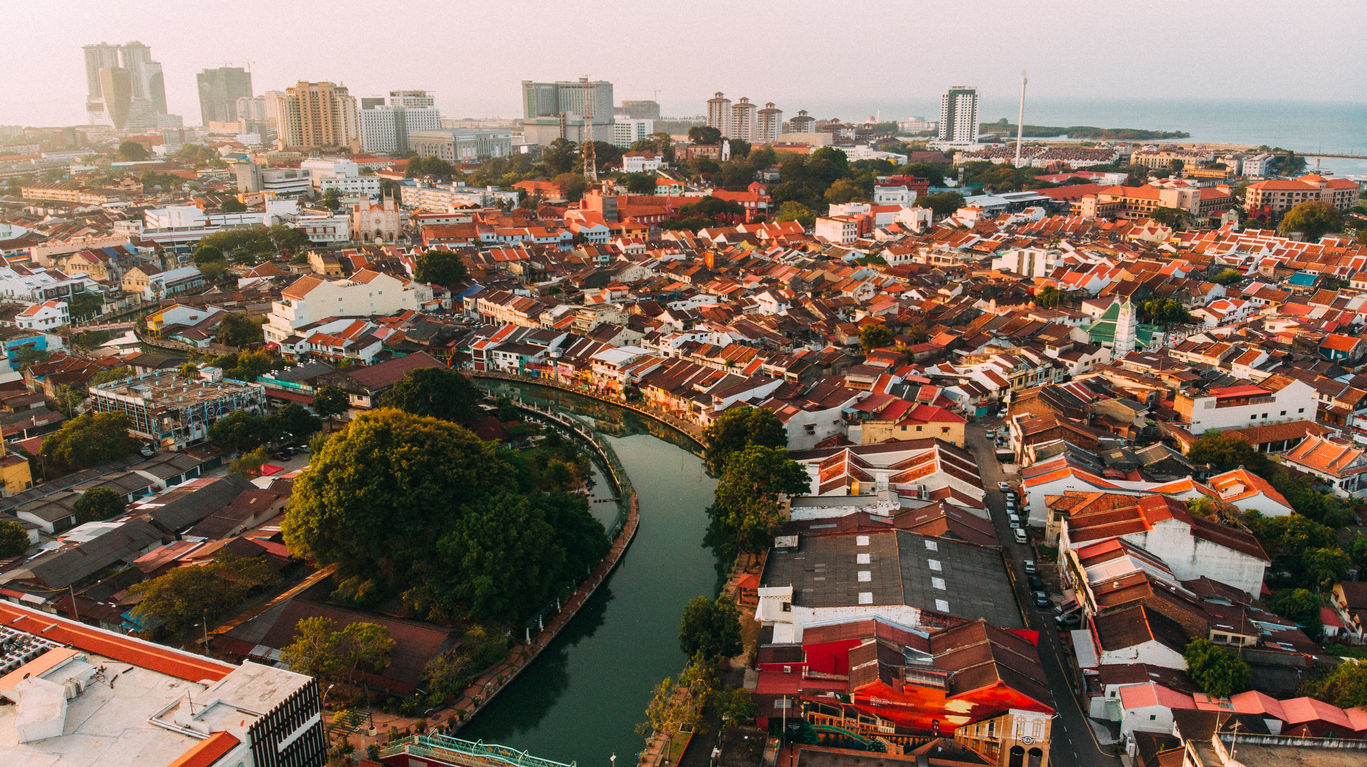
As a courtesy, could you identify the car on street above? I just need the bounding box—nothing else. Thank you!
[985,429,995,439]
[1028,574,1044,590]
[1013,528,1028,544]
[1022,559,1036,574]
[1033,591,1049,608]
[1008,514,1021,528]
[998,481,1011,491]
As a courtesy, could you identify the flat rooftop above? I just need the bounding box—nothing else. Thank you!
[761,529,1022,629]
[1211,742,1367,766]
[90,369,262,409]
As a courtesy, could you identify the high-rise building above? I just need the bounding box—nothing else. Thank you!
[360,92,441,155]
[389,90,435,108]
[196,66,253,126]
[612,119,654,148]
[98,67,134,131]
[788,109,816,134]
[617,100,661,120]
[360,96,387,110]
[706,92,731,137]
[756,102,783,144]
[519,78,614,145]
[730,97,757,143]
[276,81,361,152]
[938,86,980,144]
[82,41,168,128]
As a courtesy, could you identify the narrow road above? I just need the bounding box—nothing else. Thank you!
[965,423,1120,767]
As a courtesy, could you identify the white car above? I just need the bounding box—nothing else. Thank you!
[998,481,1011,491]
[1013,528,1028,544]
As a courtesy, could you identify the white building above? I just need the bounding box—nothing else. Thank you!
[612,118,654,148]
[301,158,382,196]
[991,247,1064,279]
[15,301,69,331]
[289,213,352,244]
[359,103,442,155]
[1242,153,1273,177]
[938,86,979,144]
[621,151,663,174]
[0,266,98,304]
[814,216,858,244]
[403,183,518,210]
[265,269,432,342]
[1177,376,1318,435]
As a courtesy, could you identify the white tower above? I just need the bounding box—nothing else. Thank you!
[1014,70,1027,168]
[1114,298,1137,357]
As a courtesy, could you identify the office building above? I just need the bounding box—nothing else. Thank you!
[409,128,513,163]
[359,91,441,155]
[196,66,253,126]
[612,118,654,148]
[82,41,169,129]
[707,92,731,137]
[275,81,361,152]
[756,102,783,144]
[617,100,661,120]
[360,96,386,110]
[730,97,757,143]
[520,78,614,144]
[939,86,980,144]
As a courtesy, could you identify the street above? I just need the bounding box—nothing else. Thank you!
[964,423,1121,767]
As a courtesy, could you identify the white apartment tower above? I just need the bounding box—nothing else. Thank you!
[360,91,441,155]
[756,102,783,145]
[938,86,980,144]
[707,92,732,137]
[730,97,757,143]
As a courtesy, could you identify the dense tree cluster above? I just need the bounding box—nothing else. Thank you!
[40,413,141,475]
[280,617,394,683]
[282,409,609,622]
[215,313,265,348]
[130,552,279,636]
[702,406,789,475]
[1280,201,1344,241]
[380,367,480,424]
[1184,638,1251,698]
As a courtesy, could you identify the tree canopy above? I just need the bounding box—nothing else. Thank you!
[1280,201,1344,242]
[215,313,264,348]
[312,386,349,423]
[918,192,966,219]
[380,367,479,424]
[1303,659,1367,709]
[702,405,789,475]
[405,156,456,183]
[282,409,609,622]
[1034,285,1061,309]
[129,552,277,635]
[209,411,272,453]
[414,249,469,287]
[1184,638,1251,699]
[859,323,894,354]
[41,413,141,475]
[267,403,321,443]
[74,488,125,524]
[679,595,743,661]
[0,520,29,558]
[280,617,395,682]
[117,141,149,161]
[705,445,809,557]
[688,126,722,145]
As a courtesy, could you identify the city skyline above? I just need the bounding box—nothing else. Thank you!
[3,0,1364,128]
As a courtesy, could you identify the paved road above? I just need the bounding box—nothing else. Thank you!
[964,423,1121,767]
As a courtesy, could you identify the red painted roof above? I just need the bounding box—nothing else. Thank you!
[166,731,241,767]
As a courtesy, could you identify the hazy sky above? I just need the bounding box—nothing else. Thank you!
[4,0,1365,128]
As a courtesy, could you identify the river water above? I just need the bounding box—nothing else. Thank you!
[461,383,722,767]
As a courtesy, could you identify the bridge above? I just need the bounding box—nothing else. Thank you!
[380,733,577,767]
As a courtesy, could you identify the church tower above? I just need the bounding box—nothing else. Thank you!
[1114,298,1137,357]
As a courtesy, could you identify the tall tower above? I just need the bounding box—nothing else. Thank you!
[730,97,757,143]
[1014,71,1027,168]
[706,92,731,137]
[197,66,253,126]
[756,102,783,145]
[938,86,979,144]
[582,136,597,183]
[1114,298,1138,357]
[82,43,120,125]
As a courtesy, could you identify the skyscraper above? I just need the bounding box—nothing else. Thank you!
[276,82,361,152]
[389,90,435,108]
[196,67,253,126]
[730,97,757,143]
[706,92,731,137]
[938,86,980,144]
[360,91,441,155]
[617,100,660,120]
[82,42,169,128]
[756,102,783,145]
[519,78,614,145]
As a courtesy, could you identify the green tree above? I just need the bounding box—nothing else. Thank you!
[209,411,273,453]
[267,403,321,444]
[229,446,271,478]
[128,557,275,635]
[636,676,696,752]
[192,245,225,266]
[1303,659,1367,709]
[621,173,657,195]
[405,156,456,183]
[198,259,228,282]
[1306,547,1351,591]
[679,595,743,661]
[73,488,125,524]
[1149,206,1188,229]
[776,201,815,229]
[215,313,264,348]
[1265,588,1322,637]
[0,520,29,557]
[118,141,149,161]
[702,406,789,475]
[40,413,141,475]
[705,445,809,557]
[320,188,342,211]
[688,126,723,145]
[715,687,756,728]
[414,249,469,287]
[680,196,745,221]
[221,197,247,213]
[859,323,894,354]
[280,617,395,682]
[918,191,966,219]
[90,366,132,386]
[1280,201,1344,241]
[823,178,866,205]
[1188,431,1260,472]
[380,367,479,424]
[1184,638,1251,699]
[312,386,349,429]
[552,172,589,202]
[540,139,579,176]
[1034,285,1061,309]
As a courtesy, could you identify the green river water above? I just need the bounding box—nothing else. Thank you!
[460,383,722,767]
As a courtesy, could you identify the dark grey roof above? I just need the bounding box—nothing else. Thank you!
[28,518,165,589]
[129,452,204,480]
[0,455,143,512]
[72,471,158,497]
[15,491,80,523]
[146,474,254,532]
[269,361,337,384]
[761,529,1022,629]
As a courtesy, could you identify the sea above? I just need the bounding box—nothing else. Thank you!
[798,97,1367,173]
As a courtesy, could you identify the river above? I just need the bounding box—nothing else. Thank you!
[460,383,722,767]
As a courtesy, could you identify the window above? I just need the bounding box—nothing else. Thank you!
[1281,411,1286,416]
[857,553,870,564]
[935,599,950,612]
[804,424,816,435]
[1150,715,1157,721]
[1299,408,1305,413]
[781,602,791,613]
[858,592,873,605]
[858,571,871,582]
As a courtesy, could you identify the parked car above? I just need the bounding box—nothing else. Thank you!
[139,442,157,458]
[1013,528,1028,544]
[1022,559,1036,574]
[1033,591,1050,608]
[1056,611,1082,628]
[985,429,995,439]
[272,451,289,461]
[1008,514,1021,528]
[1027,574,1044,590]
[998,481,1011,491]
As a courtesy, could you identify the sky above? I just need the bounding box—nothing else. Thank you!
[3,0,1365,128]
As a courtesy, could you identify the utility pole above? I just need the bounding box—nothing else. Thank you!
[1014,70,1028,169]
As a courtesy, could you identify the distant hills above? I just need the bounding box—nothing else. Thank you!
[979,118,1190,141]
